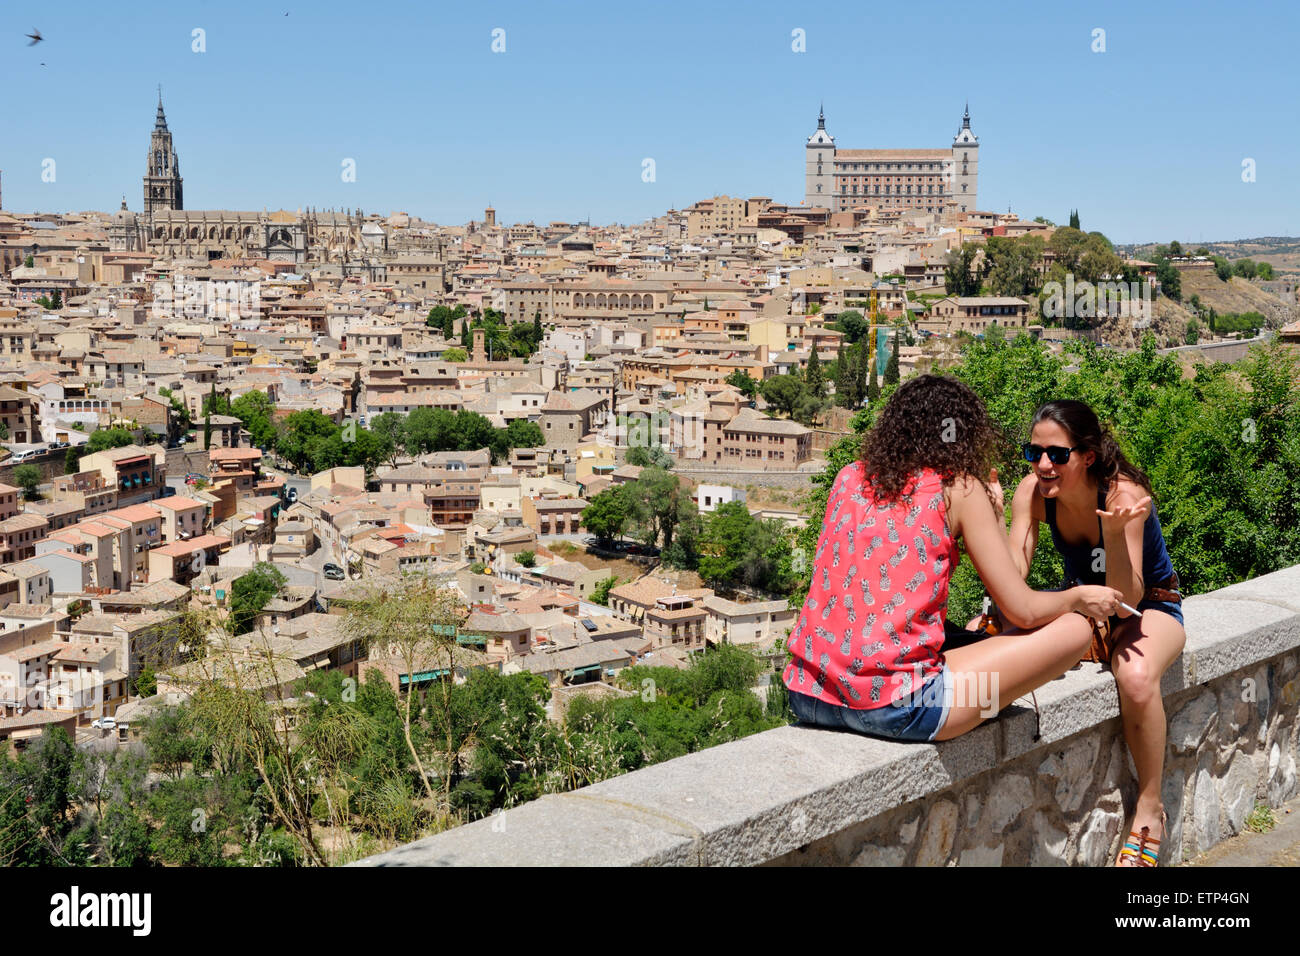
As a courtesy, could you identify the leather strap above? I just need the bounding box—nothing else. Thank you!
[1143,571,1182,605]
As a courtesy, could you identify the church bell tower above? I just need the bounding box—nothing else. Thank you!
[143,89,184,219]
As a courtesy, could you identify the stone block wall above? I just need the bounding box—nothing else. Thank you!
[771,650,1298,866]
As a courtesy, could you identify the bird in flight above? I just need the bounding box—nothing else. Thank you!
[27,28,43,46]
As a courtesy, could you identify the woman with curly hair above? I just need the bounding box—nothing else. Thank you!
[784,375,1122,744]
[1001,399,1185,866]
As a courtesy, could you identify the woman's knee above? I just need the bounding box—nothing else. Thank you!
[1058,612,1094,656]
[1113,656,1158,706]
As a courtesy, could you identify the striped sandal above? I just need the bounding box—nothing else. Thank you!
[1116,810,1166,867]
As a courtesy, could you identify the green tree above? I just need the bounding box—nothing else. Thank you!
[514,550,535,568]
[66,426,134,473]
[696,501,793,594]
[625,443,673,469]
[442,347,468,362]
[759,373,807,419]
[805,348,826,399]
[884,332,900,385]
[135,664,157,698]
[582,486,632,546]
[590,575,618,606]
[943,244,984,296]
[624,467,692,553]
[725,369,759,399]
[1069,209,1080,229]
[404,407,456,455]
[276,409,338,472]
[369,412,407,467]
[1154,257,1182,301]
[202,384,232,417]
[227,562,287,635]
[13,464,41,499]
[986,234,1046,297]
[158,386,192,434]
[834,309,868,344]
[502,418,544,451]
[341,578,474,819]
[230,390,276,449]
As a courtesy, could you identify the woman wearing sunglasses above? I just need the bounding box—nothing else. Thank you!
[784,376,1122,751]
[1001,399,1186,867]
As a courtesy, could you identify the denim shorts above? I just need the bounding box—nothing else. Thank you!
[787,666,952,743]
[1135,597,1183,627]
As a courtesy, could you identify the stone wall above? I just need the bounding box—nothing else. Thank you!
[0,449,65,488]
[354,563,1300,867]
[671,465,822,491]
[771,650,1297,866]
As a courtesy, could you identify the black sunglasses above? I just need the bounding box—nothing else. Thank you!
[1021,443,1083,465]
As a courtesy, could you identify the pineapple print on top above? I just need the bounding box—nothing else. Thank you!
[783,461,955,712]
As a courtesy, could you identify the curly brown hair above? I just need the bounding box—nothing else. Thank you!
[860,375,1001,507]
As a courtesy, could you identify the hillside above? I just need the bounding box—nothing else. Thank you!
[1180,270,1296,329]
[1120,237,1300,274]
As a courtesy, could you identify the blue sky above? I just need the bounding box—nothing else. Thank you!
[2,0,1297,243]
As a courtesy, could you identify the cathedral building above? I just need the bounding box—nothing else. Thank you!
[804,104,979,217]
[110,93,377,266]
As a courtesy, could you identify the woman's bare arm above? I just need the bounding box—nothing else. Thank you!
[1005,473,1040,580]
[949,474,1120,628]
[1098,483,1149,616]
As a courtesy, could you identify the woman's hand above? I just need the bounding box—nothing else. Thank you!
[1070,585,1125,620]
[1097,495,1151,538]
[988,467,1004,522]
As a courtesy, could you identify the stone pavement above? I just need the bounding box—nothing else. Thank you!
[1180,794,1300,867]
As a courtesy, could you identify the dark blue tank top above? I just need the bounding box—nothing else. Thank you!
[1044,485,1175,588]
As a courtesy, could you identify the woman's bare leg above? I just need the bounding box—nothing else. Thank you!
[933,613,1092,741]
[1109,609,1186,862]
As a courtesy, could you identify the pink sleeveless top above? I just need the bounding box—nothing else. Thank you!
[783,460,957,709]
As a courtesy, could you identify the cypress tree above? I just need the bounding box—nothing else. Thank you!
[853,341,868,405]
[832,352,851,408]
[885,332,900,385]
[805,348,826,399]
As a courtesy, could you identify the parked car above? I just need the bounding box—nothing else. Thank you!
[91,717,116,730]
[323,563,345,581]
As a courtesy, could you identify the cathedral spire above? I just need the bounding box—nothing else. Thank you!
[145,90,183,218]
[818,101,826,129]
[962,101,971,129]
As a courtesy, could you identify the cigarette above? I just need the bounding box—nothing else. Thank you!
[1118,601,1142,617]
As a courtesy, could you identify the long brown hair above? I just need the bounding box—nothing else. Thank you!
[1030,400,1153,497]
[860,375,1000,508]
